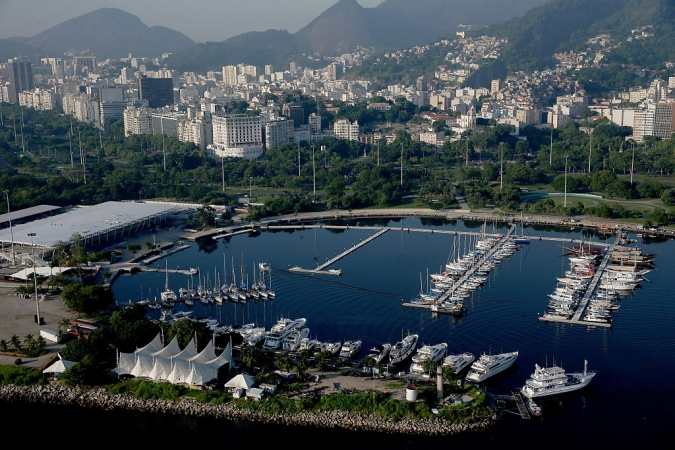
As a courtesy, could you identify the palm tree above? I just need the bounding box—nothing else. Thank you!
[10,334,21,352]
[58,318,71,334]
[35,336,47,351]
[0,339,8,352]
[24,333,34,350]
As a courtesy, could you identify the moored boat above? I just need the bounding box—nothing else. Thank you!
[389,333,419,364]
[466,351,518,383]
[521,360,596,398]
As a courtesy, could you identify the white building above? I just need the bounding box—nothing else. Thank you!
[124,106,152,136]
[209,114,263,159]
[177,116,212,151]
[333,118,359,141]
[265,118,290,150]
[18,88,56,111]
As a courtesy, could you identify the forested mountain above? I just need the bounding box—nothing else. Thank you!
[469,0,675,85]
[165,0,549,73]
[3,8,194,59]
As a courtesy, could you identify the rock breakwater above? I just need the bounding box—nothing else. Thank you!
[0,384,496,436]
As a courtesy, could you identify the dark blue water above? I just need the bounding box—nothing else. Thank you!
[2,218,671,447]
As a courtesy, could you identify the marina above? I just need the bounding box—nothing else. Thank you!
[106,216,672,447]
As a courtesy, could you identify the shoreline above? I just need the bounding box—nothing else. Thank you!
[0,384,497,436]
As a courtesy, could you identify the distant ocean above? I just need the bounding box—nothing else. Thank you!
[2,218,670,448]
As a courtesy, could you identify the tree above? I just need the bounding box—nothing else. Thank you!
[10,334,21,352]
[0,339,8,352]
[661,189,675,206]
[421,358,438,375]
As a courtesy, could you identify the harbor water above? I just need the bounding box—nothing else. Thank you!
[2,218,671,447]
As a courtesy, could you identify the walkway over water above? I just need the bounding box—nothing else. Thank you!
[404,224,517,310]
[538,232,622,329]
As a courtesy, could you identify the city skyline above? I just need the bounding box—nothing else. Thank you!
[0,0,383,44]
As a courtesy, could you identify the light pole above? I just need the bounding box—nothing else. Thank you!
[28,232,41,325]
[3,190,15,266]
[249,177,252,199]
[564,155,569,208]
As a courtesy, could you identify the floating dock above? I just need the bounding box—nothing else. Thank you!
[512,391,531,419]
[403,224,517,310]
[142,244,190,264]
[538,232,622,329]
[288,228,389,276]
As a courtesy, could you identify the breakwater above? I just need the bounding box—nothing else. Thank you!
[0,384,496,436]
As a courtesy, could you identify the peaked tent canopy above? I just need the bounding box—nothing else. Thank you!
[225,373,256,390]
[43,358,76,374]
[189,340,217,363]
[151,335,181,358]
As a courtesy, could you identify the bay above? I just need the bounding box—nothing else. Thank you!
[2,218,671,447]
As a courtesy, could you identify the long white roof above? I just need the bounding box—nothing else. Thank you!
[0,201,174,248]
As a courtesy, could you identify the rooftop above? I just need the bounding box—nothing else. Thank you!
[0,201,174,248]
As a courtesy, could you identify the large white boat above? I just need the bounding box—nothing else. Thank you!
[466,351,518,382]
[410,343,448,373]
[282,327,310,352]
[367,344,391,364]
[521,360,596,398]
[389,333,419,364]
[442,352,475,373]
[322,341,342,356]
[339,340,362,358]
[262,317,306,350]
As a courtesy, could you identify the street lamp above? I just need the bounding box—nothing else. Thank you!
[249,177,252,199]
[3,190,15,265]
[564,155,569,208]
[27,232,41,325]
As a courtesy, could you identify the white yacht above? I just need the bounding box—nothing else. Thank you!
[282,327,310,352]
[442,352,475,373]
[521,360,596,398]
[262,317,306,350]
[321,341,341,355]
[466,351,518,382]
[410,343,448,373]
[367,344,391,364]
[339,340,362,358]
[299,337,317,351]
[389,333,419,364]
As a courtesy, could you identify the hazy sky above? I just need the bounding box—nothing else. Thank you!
[0,0,383,43]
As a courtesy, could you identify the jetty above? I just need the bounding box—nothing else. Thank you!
[404,224,517,310]
[289,228,389,276]
[511,391,530,419]
[142,244,190,264]
[538,232,623,328]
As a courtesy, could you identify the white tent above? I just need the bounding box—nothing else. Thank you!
[167,360,191,384]
[116,333,164,376]
[189,340,217,363]
[130,354,154,378]
[147,336,182,381]
[185,361,217,386]
[148,357,173,381]
[43,358,75,374]
[225,373,256,390]
[151,336,181,359]
[172,338,198,361]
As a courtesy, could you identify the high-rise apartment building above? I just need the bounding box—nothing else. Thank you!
[265,118,290,149]
[7,58,34,103]
[333,118,359,141]
[123,106,152,136]
[138,75,173,108]
[209,114,263,159]
[223,65,238,85]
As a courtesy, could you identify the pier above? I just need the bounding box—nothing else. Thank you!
[403,224,517,310]
[288,228,389,276]
[511,391,531,419]
[142,244,190,264]
[538,232,622,328]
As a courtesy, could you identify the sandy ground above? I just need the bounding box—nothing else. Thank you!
[304,367,433,399]
[0,286,69,368]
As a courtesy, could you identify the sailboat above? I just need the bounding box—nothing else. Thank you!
[514,211,530,244]
[160,261,176,306]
